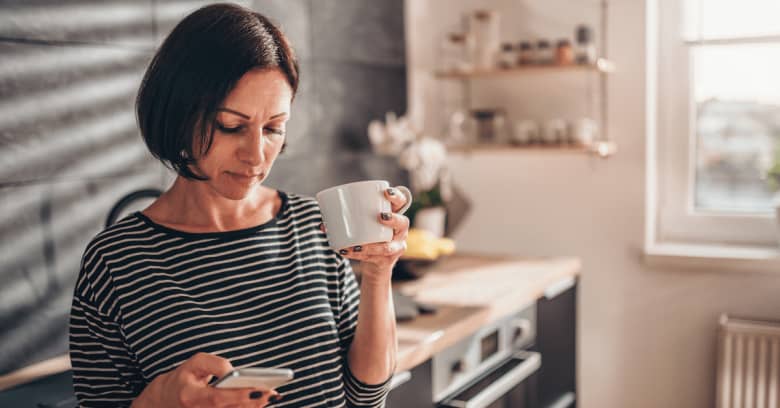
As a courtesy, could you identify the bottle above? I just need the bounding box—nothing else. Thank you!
[575,25,597,64]
[535,39,554,64]
[439,32,474,72]
[498,42,516,69]
[555,39,574,65]
[517,41,533,65]
[469,10,500,70]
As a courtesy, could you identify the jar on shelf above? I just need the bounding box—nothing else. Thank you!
[570,118,598,146]
[469,10,500,70]
[439,32,475,72]
[535,39,554,64]
[498,42,516,69]
[542,118,568,144]
[467,109,510,144]
[555,39,574,65]
[517,41,534,65]
[575,25,597,64]
[512,119,540,145]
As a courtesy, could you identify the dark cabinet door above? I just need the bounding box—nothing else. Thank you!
[533,278,577,408]
[386,360,433,408]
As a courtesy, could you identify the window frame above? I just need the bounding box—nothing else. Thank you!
[649,0,778,249]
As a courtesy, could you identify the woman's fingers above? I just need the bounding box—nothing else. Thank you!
[384,187,408,214]
[185,352,234,381]
[340,240,406,260]
[378,211,409,240]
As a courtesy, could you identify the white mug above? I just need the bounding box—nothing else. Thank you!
[316,180,413,251]
[512,119,540,145]
[571,118,598,146]
[543,119,568,144]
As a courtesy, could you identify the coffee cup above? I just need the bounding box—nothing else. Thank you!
[571,118,598,146]
[316,180,413,251]
[542,119,568,144]
[512,119,540,145]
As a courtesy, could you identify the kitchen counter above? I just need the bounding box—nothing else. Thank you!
[392,253,581,373]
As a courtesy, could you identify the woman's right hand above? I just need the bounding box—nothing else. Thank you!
[132,352,279,408]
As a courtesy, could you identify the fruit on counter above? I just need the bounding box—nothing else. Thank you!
[402,228,456,261]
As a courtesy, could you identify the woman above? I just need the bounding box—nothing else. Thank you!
[68,3,407,407]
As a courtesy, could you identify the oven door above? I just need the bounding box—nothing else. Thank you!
[437,351,540,408]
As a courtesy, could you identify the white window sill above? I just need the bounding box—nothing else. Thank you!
[643,242,780,274]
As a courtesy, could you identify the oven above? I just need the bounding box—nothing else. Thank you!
[433,304,540,408]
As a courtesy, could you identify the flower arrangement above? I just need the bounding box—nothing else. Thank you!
[368,113,452,227]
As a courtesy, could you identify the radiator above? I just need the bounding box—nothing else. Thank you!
[717,314,780,408]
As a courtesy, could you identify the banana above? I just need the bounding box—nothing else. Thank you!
[402,228,456,260]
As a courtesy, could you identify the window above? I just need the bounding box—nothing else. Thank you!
[650,0,780,247]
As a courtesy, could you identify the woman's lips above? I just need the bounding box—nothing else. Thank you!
[227,172,262,183]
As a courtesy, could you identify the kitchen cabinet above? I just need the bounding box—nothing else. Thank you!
[533,277,578,408]
[386,360,433,408]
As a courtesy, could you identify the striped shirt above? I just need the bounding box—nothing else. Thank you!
[69,191,391,407]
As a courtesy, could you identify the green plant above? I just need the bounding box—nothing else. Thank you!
[768,147,780,191]
[405,182,446,226]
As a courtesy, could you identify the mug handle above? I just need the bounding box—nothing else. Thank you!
[394,186,413,215]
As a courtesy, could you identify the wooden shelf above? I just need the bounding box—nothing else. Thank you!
[435,58,615,79]
[448,141,617,157]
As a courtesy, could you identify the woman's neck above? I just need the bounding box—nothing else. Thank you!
[145,177,278,232]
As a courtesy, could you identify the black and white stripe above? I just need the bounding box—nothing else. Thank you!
[69,191,391,407]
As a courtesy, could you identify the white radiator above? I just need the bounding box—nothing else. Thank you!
[717,314,780,408]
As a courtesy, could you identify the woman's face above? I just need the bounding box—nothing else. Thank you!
[192,68,293,200]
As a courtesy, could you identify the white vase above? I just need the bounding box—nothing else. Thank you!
[413,206,447,238]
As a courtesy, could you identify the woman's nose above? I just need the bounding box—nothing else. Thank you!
[239,127,266,165]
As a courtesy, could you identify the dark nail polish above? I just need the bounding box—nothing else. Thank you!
[353,245,362,252]
[250,391,263,400]
[387,188,395,196]
[339,249,348,255]
[270,394,283,402]
[381,212,391,221]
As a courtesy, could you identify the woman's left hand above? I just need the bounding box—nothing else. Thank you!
[325,187,409,285]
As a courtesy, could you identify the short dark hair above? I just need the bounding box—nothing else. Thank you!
[136,3,299,180]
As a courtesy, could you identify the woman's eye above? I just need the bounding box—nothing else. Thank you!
[217,122,243,133]
[265,127,285,136]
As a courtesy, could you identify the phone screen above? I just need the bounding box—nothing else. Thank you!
[212,368,294,390]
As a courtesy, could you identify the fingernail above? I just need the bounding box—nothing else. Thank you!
[339,249,348,255]
[386,188,395,196]
[250,391,263,400]
[353,245,362,252]
[381,212,391,221]
[270,394,283,402]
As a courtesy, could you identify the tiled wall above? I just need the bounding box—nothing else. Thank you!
[0,0,406,375]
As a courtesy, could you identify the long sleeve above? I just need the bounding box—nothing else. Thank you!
[334,257,392,408]
[69,256,145,407]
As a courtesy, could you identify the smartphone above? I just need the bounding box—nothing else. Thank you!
[212,368,294,390]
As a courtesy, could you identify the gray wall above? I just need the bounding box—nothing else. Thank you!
[0,0,406,375]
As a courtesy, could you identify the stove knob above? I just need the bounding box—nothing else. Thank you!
[513,326,524,342]
[511,319,532,345]
[451,359,466,375]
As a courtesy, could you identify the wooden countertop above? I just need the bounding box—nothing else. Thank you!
[392,253,581,372]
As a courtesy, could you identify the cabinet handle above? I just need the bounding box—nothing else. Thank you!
[440,351,541,408]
